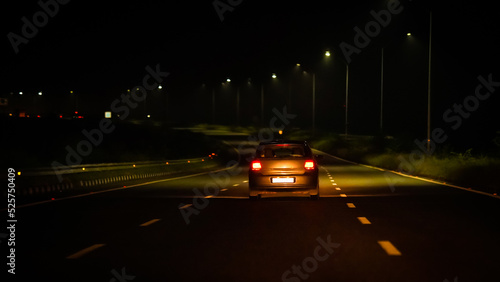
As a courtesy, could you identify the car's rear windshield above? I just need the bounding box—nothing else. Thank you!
[256,144,309,158]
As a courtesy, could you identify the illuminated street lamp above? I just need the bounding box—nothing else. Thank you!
[272,73,277,79]
[38,91,43,96]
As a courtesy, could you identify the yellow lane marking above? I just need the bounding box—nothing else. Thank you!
[335,187,341,190]
[221,188,228,192]
[340,194,347,197]
[378,241,402,256]
[346,203,356,208]
[179,204,193,209]
[67,244,106,259]
[357,217,371,224]
[205,195,213,199]
[140,219,161,227]
[233,184,239,186]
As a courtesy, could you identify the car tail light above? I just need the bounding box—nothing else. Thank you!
[251,160,262,171]
[304,160,315,170]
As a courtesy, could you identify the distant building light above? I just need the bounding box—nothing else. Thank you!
[104,111,112,118]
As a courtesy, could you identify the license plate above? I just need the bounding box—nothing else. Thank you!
[271,177,295,183]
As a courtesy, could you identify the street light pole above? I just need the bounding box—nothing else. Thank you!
[260,84,264,126]
[427,11,433,152]
[312,73,316,135]
[236,87,240,126]
[380,48,384,132]
[345,64,349,138]
[212,88,215,124]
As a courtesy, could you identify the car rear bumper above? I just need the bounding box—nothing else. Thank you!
[249,173,318,196]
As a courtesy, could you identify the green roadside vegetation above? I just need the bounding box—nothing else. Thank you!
[288,130,500,195]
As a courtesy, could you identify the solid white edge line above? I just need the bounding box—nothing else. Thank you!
[312,149,500,200]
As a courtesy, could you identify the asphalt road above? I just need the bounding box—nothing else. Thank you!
[2,137,500,282]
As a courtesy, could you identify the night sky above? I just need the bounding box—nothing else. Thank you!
[3,0,500,147]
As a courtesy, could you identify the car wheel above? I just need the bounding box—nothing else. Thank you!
[249,188,259,200]
[310,184,320,200]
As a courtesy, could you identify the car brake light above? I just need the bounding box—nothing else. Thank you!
[251,160,262,171]
[304,160,315,170]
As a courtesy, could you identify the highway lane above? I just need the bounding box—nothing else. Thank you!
[3,149,500,282]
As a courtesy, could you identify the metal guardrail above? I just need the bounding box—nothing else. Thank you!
[19,156,216,177]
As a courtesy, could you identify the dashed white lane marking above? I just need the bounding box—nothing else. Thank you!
[179,204,193,209]
[357,217,371,224]
[346,203,356,208]
[378,241,402,256]
[66,244,106,259]
[340,194,347,197]
[140,219,161,227]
